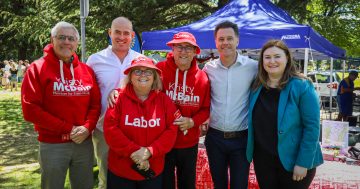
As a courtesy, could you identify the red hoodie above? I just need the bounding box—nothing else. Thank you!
[156,53,210,148]
[104,85,178,180]
[21,44,101,143]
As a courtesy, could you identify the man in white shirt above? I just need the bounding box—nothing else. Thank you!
[203,21,258,189]
[86,17,142,189]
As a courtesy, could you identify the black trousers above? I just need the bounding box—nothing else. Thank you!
[107,169,162,189]
[162,144,198,189]
[205,128,249,189]
[253,148,316,189]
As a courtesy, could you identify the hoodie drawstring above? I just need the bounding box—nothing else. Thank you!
[59,60,75,85]
[173,68,179,101]
[173,68,188,103]
[182,70,188,103]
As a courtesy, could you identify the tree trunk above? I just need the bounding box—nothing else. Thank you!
[218,0,229,8]
[18,42,28,60]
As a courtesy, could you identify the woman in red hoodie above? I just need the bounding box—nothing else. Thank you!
[107,33,211,189]
[104,56,178,189]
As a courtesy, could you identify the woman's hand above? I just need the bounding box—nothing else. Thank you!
[131,147,152,164]
[107,89,119,108]
[137,160,150,171]
[292,165,307,181]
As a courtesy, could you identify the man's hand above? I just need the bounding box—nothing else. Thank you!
[70,126,90,144]
[173,117,194,132]
[130,147,152,164]
[200,123,209,137]
[292,165,307,181]
[107,89,119,108]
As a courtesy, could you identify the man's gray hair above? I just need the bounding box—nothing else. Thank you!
[51,21,80,40]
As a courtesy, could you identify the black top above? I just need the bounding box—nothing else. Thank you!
[252,87,280,156]
[10,67,17,75]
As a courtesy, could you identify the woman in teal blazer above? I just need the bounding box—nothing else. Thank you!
[246,40,323,189]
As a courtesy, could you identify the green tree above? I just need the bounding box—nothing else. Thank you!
[1,0,359,61]
[273,0,360,57]
[0,0,80,60]
[1,0,221,60]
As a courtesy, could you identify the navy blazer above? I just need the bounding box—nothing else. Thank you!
[246,77,324,171]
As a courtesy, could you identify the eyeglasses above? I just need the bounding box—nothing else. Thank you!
[173,45,195,53]
[55,35,77,42]
[133,69,153,76]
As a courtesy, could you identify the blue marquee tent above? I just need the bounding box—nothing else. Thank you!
[141,0,345,60]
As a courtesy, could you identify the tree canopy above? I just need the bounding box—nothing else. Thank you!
[274,0,360,57]
[0,0,358,61]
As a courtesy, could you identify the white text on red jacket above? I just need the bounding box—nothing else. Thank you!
[53,78,91,96]
[166,83,200,106]
[125,115,161,128]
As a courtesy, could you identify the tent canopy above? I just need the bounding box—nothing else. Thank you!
[142,0,345,59]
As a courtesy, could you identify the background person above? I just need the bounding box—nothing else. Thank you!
[246,39,323,189]
[203,21,258,189]
[17,60,26,83]
[86,16,142,189]
[1,60,11,89]
[21,21,101,189]
[24,59,30,73]
[0,61,4,88]
[337,70,360,121]
[104,56,178,189]
[9,60,18,91]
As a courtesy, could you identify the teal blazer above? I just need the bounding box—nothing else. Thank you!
[246,77,324,171]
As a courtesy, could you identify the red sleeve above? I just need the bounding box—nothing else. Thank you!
[21,63,73,134]
[192,78,211,127]
[83,67,101,132]
[148,94,178,158]
[103,98,140,157]
[155,61,165,81]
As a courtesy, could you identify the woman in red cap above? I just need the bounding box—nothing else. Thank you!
[103,56,178,189]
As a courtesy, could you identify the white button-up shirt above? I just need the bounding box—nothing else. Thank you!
[87,46,142,131]
[203,53,258,132]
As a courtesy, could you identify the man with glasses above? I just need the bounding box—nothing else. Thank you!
[203,21,258,189]
[86,16,142,189]
[21,21,101,189]
[156,32,211,189]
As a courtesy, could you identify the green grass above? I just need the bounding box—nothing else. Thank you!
[0,91,98,189]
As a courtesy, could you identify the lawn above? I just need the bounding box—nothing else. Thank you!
[0,91,98,189]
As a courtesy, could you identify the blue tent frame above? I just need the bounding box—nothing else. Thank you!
[142,0,345,59]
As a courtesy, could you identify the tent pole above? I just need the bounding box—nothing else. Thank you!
[304,48,309,76]
[329,58,334,120]
[80,0,89,62]
[342,60,346,79]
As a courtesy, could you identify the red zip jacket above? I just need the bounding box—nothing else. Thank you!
[21,44,101,143]
[156,53,210,148]
[104,85,178,180]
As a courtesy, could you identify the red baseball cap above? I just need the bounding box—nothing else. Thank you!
[124,56,162,75]
[166,32,201,54]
